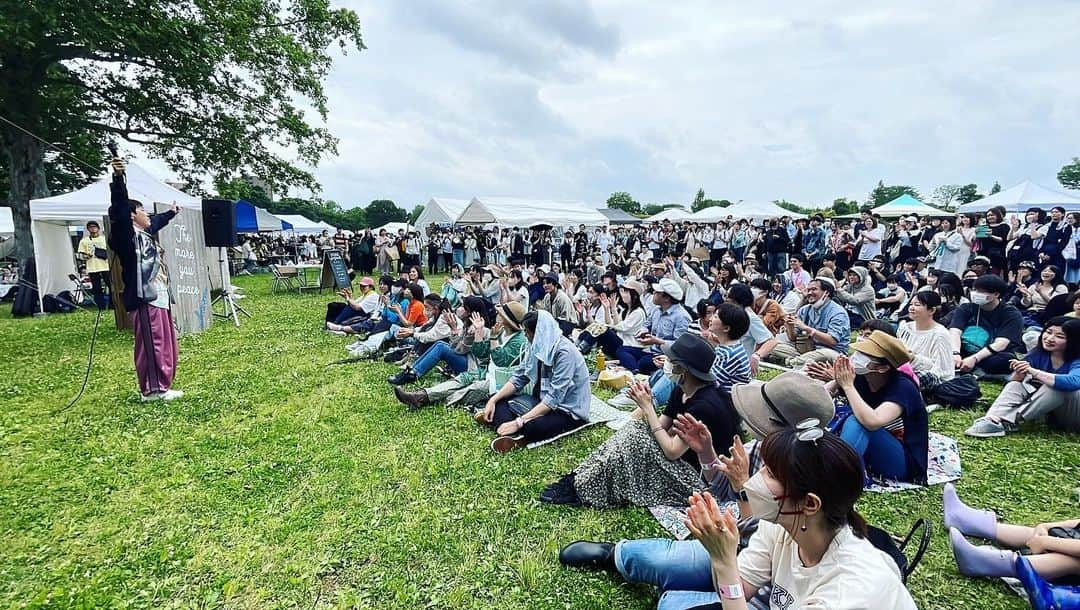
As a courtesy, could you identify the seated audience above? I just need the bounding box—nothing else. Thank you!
[748,277,785,334]
[348,283,427,358]
[834,266,876,330]
[325,277,379,334]
[666,428,917,609]
[949,274,1026,377]
[897,291,955,392]
[478,311,590,453]
[725,284,779,375]
[965,317,1080,437]
[945,483,1080,585]
[394,300,529,410]
[769,278,850,368]
[542,333,740,508]
[535,272,578,336]
[829,331,929,484]
[622,278,691,374]
[576,280,648,360]
[557,373,836,597]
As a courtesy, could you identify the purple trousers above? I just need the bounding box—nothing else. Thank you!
[129,305,178,395]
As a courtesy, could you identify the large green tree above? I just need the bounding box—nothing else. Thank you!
[956,183,983,204]
[866,181,921,208]
[1059,158,1080,191]
[0,1,364,266]
[690,188,729,212]
[364,200,407,228]
[605,191,640,214]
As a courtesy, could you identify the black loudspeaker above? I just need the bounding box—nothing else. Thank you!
[201,199,238,247]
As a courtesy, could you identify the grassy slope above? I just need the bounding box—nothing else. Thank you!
[1,274,1076,609]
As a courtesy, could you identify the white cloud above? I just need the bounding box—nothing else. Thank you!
[295,0,1080,208]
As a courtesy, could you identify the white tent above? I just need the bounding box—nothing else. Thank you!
[457,197,609,227]
[646,207,692,222]
[317,220,337,233]
[276,214,324,235]
[375,222,413,234]
[29,163,228,310]
[0,207,12,236]
[956,180,1080,213]
[870,194,950,218]
[688,206,737,222]
[721,200,804,223]
[414,197,470,230]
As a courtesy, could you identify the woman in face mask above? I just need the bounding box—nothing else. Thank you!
[827,330,929,485]
[540,333,741,509]
[682,426,917,610]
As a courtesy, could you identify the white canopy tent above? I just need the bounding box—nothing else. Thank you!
[956,181,1080,213]
[646,208,692,222]
[317,220,337,233]
[414,197,470,230]
[457,197,609,227]
[375,222,413,234]
[688,206,737,222]
[0,207,12,236]
[721,200,804,223]
[870,194,950,218]
[29,162,228,311]
[276,214,324,235]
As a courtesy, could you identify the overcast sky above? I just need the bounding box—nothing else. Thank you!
[176,1,1080,210]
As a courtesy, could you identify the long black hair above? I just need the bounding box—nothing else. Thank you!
[461,295,495,327]
[761,428,868,538]
[1036,316,1080,362]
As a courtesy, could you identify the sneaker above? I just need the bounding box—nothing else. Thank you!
[607,393,637,408]
[327,329,347,337]
[141,392,164,402]
[926,403,942,414]
[161,389,184,401]
[965,417,1006,438]
[491,435,525,454]
[387,370,418,386]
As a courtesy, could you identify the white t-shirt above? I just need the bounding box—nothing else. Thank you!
[739,521,916,610]
[897,320,955,381]
[857,227,883,260]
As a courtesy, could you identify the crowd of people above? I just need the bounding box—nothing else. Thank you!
[316,207,1079,607]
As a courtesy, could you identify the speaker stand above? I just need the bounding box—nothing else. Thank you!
[211,247,250,327]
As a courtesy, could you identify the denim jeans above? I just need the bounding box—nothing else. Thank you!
[767,252,788,277]
[615,538,717,610]
[412,340,468,378]
[651,371,674,407]
[839,416,909,480]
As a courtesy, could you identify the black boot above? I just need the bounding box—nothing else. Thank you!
[540,473,582,506]
[394,386,428,410]
[387,369,418,385]
[559,541,616,571]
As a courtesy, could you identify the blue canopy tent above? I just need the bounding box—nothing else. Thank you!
[236,200,292,232]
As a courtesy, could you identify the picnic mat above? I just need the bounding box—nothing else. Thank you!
[865,432,961,493]
[524,394,632,449]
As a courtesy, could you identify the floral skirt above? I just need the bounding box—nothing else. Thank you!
[573,420,703,509]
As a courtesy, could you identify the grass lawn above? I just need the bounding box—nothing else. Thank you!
[1,273,1077,609]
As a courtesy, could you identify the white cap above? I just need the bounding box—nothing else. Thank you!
[652,277,685,301]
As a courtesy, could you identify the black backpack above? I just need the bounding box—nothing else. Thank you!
[929,374,982,409]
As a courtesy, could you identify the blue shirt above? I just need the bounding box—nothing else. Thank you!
[510,336,592,421]
[797,299,850,353]
[1024,350,1080,392]
[802,226,826,259]
[712,343,751,392]
[646,303,692,351]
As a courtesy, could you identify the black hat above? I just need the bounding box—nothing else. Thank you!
[661,333,716,382]
[542,272,560,284]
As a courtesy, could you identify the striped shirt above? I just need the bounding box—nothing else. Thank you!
[711,343,751,392]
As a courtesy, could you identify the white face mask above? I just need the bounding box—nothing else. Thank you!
[750,287,765,300]
[970,291,991,306]
[744,472,782,523]
[663,360,683,385]
[391,287,402,296]
[849,351,874,375]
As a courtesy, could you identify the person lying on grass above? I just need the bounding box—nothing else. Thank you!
[393,300,528,410]
[477,310,591,454]
[965,316,1080,438]
[557,373,835,599]
[945,483,1080,586]
[541,332,741,509]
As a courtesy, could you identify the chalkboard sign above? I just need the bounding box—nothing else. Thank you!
[320,249,351,290]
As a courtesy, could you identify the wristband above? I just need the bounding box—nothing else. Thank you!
[718,583,744,600]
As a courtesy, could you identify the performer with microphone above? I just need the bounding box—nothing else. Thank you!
[107,151,183,401]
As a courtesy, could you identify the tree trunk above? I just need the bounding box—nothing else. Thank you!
[3,131,50,266]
